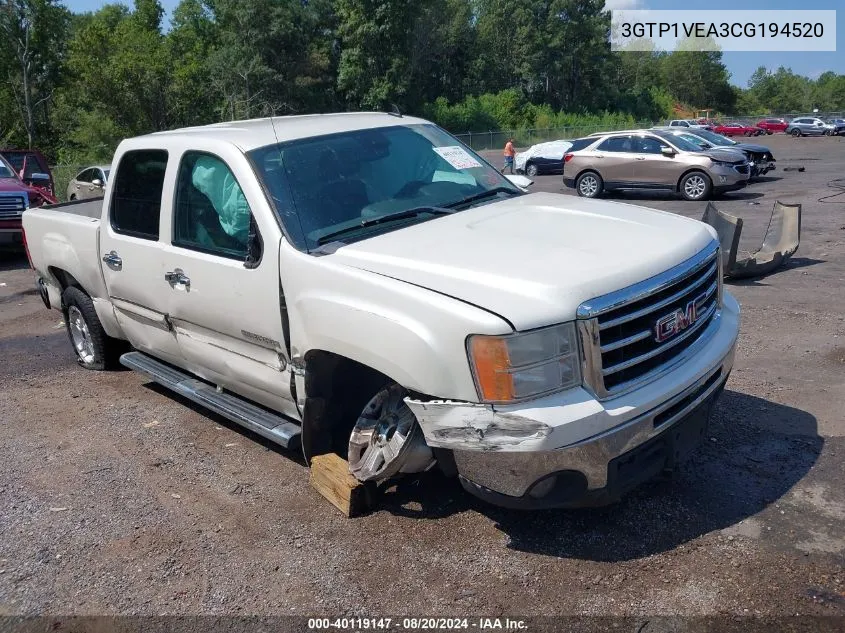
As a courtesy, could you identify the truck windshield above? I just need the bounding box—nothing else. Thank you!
[249,124,521,251]
[0,158,16,179]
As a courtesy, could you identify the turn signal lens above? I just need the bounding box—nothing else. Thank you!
[468,336,514,402]
[467,323,581,403]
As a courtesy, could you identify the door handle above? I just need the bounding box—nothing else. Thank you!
[164,269,190,288]
[594,154,605,159]
[635,157,646,160]
[102,251,122,268]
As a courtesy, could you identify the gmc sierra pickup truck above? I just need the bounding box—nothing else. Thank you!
[23,113,740,509]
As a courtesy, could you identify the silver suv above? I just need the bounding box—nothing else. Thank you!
[563,130,750,201]
[785,117,828,137]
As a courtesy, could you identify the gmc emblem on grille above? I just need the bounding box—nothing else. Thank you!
[654,292,709,343]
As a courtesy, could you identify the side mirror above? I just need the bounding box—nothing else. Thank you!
[660,146,676,157]
[244,214,263,269]
[92,179,104,188]
[505,174,533,189]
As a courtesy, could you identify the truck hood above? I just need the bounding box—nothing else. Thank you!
[729,142,773,156]
[0,177,31,193]
[328,192,716,330]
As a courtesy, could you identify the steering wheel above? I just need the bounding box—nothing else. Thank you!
[394,180,429,199]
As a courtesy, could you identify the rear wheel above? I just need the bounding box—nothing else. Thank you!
[791,128,801,137]
[525,163,539,177]
[69,194,76,201]
[576,171,603,198]
[679,171,712,201]
[61,286,124,370]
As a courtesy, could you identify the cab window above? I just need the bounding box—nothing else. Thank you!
[172,152,252,260]
[110,150,167,240]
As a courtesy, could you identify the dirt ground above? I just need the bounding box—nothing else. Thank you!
[1,134,844,623]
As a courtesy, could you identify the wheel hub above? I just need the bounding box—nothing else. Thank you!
[348,385,435,482]
[68,305,95,365]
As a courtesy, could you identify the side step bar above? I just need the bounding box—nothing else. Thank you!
[120,351,301,449]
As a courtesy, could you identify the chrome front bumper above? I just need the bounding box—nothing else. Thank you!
[452,344,734,507]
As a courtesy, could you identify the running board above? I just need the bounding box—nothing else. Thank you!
[120,351,300,449]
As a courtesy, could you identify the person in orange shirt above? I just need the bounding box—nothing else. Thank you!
[502,138,515,174]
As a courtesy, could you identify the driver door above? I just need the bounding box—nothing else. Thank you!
[158,146,297,419]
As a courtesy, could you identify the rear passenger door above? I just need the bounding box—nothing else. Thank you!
[593,136,637,185]
[100,149,183,365]
[159,146,298,419]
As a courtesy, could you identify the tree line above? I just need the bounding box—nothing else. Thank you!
[2,0,844,164]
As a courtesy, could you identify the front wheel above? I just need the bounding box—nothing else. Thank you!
[824,129,832,136]
[679,171,712,201]
[525,163,539,177]
[347,384,434,482]
[576,171,603,198]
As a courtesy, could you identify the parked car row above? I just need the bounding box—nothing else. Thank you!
[562,129,752,201]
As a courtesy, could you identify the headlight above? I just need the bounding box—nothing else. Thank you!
[467,322,581,403]
[710,159,731,168]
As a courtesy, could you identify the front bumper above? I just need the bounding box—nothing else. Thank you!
[457,363,729,509]
[406,292,739,509]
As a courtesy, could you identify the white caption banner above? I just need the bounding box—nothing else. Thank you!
[611,10,837,52]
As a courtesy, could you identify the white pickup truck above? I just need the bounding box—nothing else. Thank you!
[23,113,740,509]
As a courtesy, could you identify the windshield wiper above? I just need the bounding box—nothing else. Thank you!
[443,186,519,210]
[316,206,452,245]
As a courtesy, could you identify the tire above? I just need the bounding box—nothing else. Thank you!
[525,163,539,177]
[576,171,603,198]
[824,129,832,136]
[791,128,801,137]
[679,171,712,201]
[69,194,76,201]
[346,383,434,482]
[61,286,123,370]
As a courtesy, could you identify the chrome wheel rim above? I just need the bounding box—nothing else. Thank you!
[684,175,707,199]
[579,175,598,196]
[348,386,430,482]
[526,164,538,176]
[68,306,95,365]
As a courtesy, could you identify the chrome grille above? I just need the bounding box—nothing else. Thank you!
[0,195,26,219]
[577,242,721,398]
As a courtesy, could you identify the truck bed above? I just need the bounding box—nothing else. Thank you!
[42,197,103,219]
[23,198,107,305]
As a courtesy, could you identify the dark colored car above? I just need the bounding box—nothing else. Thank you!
[0,148,56,198]
[654,127,776,178]
[825,119,845,136]
[0,154,57,247]
[756,118,789,134]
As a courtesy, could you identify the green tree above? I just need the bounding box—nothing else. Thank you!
[0,0,71,149]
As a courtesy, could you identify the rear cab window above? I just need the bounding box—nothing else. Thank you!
[110,149,168,240]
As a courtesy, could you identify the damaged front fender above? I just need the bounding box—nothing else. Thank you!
[404,398,552,451]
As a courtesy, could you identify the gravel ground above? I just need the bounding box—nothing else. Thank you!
[0,134,844,623]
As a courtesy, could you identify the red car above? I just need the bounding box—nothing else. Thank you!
[755,118,789,134]
[713,122,765,137]
[0,153,57,247]
[0,148,56,198]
